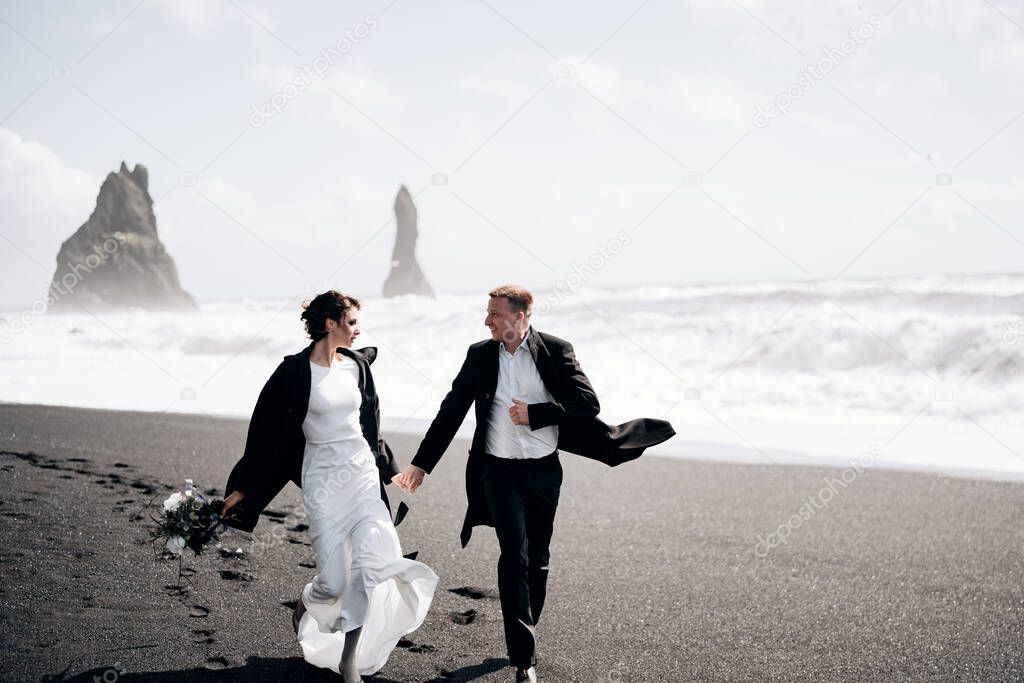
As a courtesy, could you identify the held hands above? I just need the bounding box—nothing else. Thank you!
[509,398,531,426]
[392,465,426,494]
[392,399,530,495]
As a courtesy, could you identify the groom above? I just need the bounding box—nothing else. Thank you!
[395,285,675,682]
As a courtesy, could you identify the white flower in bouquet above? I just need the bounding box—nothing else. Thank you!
[163,491,185,512]
[165,535,186,555]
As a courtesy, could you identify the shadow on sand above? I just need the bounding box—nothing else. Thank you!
[44,655,509,682]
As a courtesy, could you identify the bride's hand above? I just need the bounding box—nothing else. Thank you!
[391,473,409,492]
[221,490,245,517]
[396,465,425,494]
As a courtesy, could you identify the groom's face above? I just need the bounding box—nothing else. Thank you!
[485,296,525,343]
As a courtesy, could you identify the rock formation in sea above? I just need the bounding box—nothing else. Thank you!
[48,161,196,311]
[382,185,434,297]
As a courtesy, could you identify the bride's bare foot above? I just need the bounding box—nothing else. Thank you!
[292,593,306,635]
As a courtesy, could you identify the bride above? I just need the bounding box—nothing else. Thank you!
[221,289,437,681]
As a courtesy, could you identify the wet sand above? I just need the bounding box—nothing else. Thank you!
[1,401,1022,681]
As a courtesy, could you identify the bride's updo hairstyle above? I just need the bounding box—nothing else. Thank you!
[300,290,362,342]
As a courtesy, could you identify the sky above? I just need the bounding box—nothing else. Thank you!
[1,0,1022,309]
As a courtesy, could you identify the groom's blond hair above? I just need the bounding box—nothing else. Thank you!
[489,284,533,318]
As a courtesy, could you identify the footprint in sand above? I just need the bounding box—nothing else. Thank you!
[450,609,478,625]
[192,626,216,643]
[164,584,189,597]
[218,569,253,582]
[188,604,210,618]
[191,628,216,644]
[410,643,437,653]
[397,638,437,653]
[448,586,497,600]
[204,656,229,670]
[113,462,131,468]
[130,480,156,495]
[298,560,316,569]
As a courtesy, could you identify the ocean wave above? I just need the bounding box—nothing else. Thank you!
[1,273,1021,423]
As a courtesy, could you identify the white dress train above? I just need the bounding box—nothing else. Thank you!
[297,357,438,675]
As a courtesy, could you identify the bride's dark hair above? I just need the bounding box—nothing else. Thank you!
[300,290,361,342]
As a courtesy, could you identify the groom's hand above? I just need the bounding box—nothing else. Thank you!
[509,399,530,426]
[396,465,426,493]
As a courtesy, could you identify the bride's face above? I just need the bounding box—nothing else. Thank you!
[328,307,360,348]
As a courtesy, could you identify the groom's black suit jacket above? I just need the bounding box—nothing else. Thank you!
[410,326,676,547]
[222,341,401,533]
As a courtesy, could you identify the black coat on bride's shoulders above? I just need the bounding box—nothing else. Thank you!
[222,341,401,533]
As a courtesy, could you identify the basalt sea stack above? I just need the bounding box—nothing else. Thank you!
[382,185,433,297]
[48,162,196,311]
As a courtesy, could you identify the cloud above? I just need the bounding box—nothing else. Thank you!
[246,62,407,129]
[458,54,749,126]
[0,128,100,308]
[456,73,538,103]
[322,67,407,108]
[456,53,564,102]
[574,60,749,126]
[156,0,278,35]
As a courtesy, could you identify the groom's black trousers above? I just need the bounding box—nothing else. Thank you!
[480,450,562,668]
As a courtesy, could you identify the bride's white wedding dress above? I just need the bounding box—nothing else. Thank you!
[296,356,437,675]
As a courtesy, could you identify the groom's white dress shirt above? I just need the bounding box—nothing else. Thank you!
[485,327,559,459]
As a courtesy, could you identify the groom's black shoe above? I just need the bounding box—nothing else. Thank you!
[514,666,537,682]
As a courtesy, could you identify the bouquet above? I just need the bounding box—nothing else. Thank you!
[152,479,229,557]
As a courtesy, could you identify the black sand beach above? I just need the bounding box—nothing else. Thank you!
[1,401,1022,681]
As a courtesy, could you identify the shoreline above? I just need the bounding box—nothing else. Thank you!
[3,399,1024,485]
